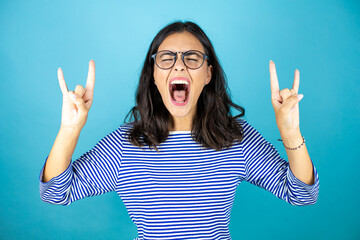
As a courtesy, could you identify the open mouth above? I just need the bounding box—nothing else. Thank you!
[169,78,190,106]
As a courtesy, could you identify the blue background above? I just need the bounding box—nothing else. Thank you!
[0,0,359,239]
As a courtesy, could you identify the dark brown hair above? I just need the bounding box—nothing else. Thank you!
[125,21,245,151]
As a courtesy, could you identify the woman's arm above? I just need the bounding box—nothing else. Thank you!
[39,126,123,206]
[280,130,314,185]
[241,119,319,206]
[43,60,95,182]
[268,60,314,185]
[42,127,80,183]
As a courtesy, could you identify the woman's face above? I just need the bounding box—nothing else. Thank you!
[153,31,212,128]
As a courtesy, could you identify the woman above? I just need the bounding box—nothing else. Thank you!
[40,21,319,239]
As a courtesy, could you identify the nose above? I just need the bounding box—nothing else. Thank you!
[174,52,186,71]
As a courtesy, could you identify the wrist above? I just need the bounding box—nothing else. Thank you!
[279,129,303,149]
[59,125,82,138]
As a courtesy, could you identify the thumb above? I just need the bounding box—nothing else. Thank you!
[75,85,86,98]
[68,92,88,116]
[284,94,303,111]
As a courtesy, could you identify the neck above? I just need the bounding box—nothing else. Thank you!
[169,115,193,131]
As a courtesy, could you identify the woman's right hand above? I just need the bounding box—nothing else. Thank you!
[58,60,95,132]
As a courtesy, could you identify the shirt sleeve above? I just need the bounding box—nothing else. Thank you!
[240,119,320,206]
[39,126,125,206]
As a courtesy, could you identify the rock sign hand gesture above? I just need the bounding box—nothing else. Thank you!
[269,60,304,137]
[58,60,95,132]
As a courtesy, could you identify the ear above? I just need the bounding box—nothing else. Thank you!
[205,65,213,85]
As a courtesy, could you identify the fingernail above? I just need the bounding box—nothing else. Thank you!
[297,94,304,100]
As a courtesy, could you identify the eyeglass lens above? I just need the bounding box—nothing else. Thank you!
[155,51,205,69]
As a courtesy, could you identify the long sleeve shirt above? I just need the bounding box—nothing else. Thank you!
[39,118,320,240]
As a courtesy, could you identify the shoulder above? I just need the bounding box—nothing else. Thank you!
[112,122,135,141]
[235,117,247,126]
[118,122,135,132]
[234,117,252,134]
[233,117,262,145]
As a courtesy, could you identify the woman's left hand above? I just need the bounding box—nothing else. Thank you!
[269,60,303,137]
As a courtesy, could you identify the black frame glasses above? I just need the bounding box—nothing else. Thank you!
[151,50,209,70]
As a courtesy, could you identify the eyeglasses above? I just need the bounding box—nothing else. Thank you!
[151,50,209,70]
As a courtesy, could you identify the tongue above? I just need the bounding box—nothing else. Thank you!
[173,90,186,102]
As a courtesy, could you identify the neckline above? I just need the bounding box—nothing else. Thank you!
[169,130,192,134]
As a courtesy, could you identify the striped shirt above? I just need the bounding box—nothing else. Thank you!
[39,118,320,239]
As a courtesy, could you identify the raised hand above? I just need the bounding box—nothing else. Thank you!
[269,60,303,136]
[58,60,95,132]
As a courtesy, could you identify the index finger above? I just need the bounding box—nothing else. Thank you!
[292,69,300,93]
[57,67,68,95]
[85,60,95,94]
[269,60,280,95]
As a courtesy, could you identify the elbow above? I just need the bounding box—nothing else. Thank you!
[286,179,320,206]
[288,197,319,206]
[40,195,72,206]
[287,189,319,206]
[40,190,73,206]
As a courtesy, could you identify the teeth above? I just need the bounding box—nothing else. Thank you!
[170,80,189,85]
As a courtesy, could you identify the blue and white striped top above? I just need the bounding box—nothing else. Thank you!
[39,118,319,240]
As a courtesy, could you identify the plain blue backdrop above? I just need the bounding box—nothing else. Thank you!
[0,0,359,239]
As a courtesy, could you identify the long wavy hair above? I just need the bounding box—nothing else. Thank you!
[125,21,245,151]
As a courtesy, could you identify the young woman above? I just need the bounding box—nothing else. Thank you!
[40,21,319,239]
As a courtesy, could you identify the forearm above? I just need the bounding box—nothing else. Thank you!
[42,127,81,183]
[280,129,314,185]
